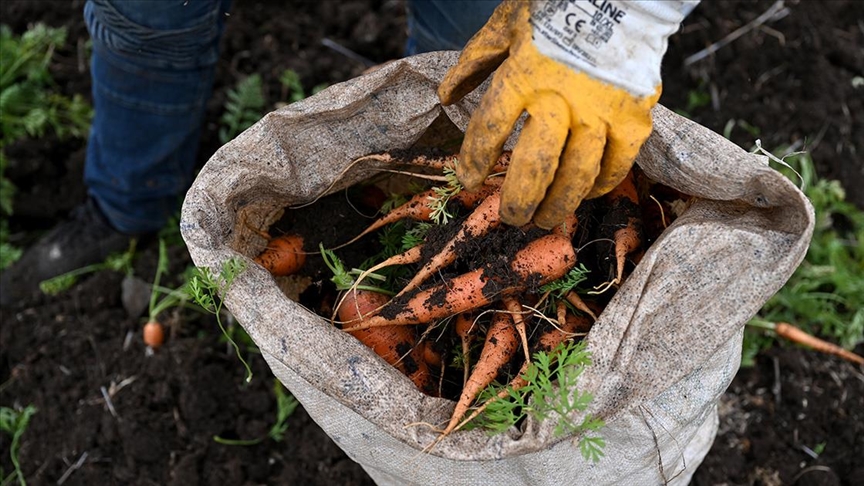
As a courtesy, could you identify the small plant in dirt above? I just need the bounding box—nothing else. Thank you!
[0,404,37,486]
[218,74,265,144]
[186,258,254,382]
[219,70,328,144]
[266,380,300,442]
[213,380,299,446]
[140,239,194,349]
[0,24,92,141]
[278,69,327,104]
[744,148,864,366]
[0,23,93,270]
[39,241,136,296]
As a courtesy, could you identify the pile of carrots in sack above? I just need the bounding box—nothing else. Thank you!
[251,150,692,437]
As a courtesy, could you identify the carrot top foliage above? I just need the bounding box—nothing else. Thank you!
[471,340,605,462]
[746,150,864,365]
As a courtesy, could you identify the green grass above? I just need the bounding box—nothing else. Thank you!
[218,74,265,144]
[743,150,864,366]
[0,23,93,271]
[0,404,37,486]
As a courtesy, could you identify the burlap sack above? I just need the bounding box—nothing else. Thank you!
[181,51,814,485]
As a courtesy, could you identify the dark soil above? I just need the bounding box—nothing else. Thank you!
[1,1,862,485]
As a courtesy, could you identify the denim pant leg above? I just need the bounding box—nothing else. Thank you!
[83,0,231,234]
[405,0,500,55]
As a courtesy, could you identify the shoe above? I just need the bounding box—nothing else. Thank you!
[0,199,135,307]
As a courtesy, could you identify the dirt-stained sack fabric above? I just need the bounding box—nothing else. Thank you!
[181,51,814,485]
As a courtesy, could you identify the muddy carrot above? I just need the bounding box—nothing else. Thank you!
[342,234,576,331]
[455,312,476,386]
[395,188,503,298]
[447,314,587,435]
[339,181,502,249]
[337,289,436,394]
[443,311,519,435]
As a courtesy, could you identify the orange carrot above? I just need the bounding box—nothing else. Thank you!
[342,234,576,331]
[338,181,502,249]
[254,234,306,277]
[443,310,519,434]
[446,313,587,435]
[143,321,165,349]
[564,291,597,320]
[454,312,476,386]
[395,188,503,297]
[551,213,580,240]
[337,290,436,394]
[592,171,642,292]
[607,171,641,283]
[774,322,864,365]
[502,297,531,364]
[388,150,511,175]
[336,245,425,320]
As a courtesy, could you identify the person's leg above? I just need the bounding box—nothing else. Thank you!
[0,0,231,306]
[84,0,232,234]
[404,0,500,55]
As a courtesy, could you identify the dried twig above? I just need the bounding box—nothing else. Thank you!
[100,386,118,419]
[56,451,88,485]
[684,1,789,66]
[321,38,376,68]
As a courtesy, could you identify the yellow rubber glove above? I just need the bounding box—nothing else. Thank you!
[438,1,694,229]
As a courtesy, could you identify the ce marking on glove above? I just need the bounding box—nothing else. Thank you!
[565,13,585,33]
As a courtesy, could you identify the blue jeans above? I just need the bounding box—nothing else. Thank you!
[83,0,496,234]
[84,0,231,234]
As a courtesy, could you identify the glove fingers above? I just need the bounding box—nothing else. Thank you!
[585,92,658,199]
[457,63,526,191]
[533,120,606,229]
[437,1,520,105]
[584,126,648,200]
[499,93,571,227]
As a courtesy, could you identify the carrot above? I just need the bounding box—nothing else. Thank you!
[564,291,597,320]
[594,171,642,292]
[454,312,477,386]
[143,321,165,349]
[445,312,587,436]
[254,234,306,277]
[337,289,436,394]
[395,188,503,298]
[502,297,531,364]
[386,150,511,175]
[541,308,591,353]
[335,245,424,320]
[608,171,641,282]
[443,310,519,435]
[611,225,640,284]
[338,181,502,249]
[551,213,579,240]
[342,234,576,331]
[422,340,447,397]
[773,322,864,366]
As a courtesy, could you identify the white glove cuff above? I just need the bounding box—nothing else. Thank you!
[529,0,699,97]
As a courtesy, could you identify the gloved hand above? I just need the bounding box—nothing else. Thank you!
[438,0,697,228]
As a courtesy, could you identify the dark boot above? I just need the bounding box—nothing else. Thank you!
[0,199,134,307]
